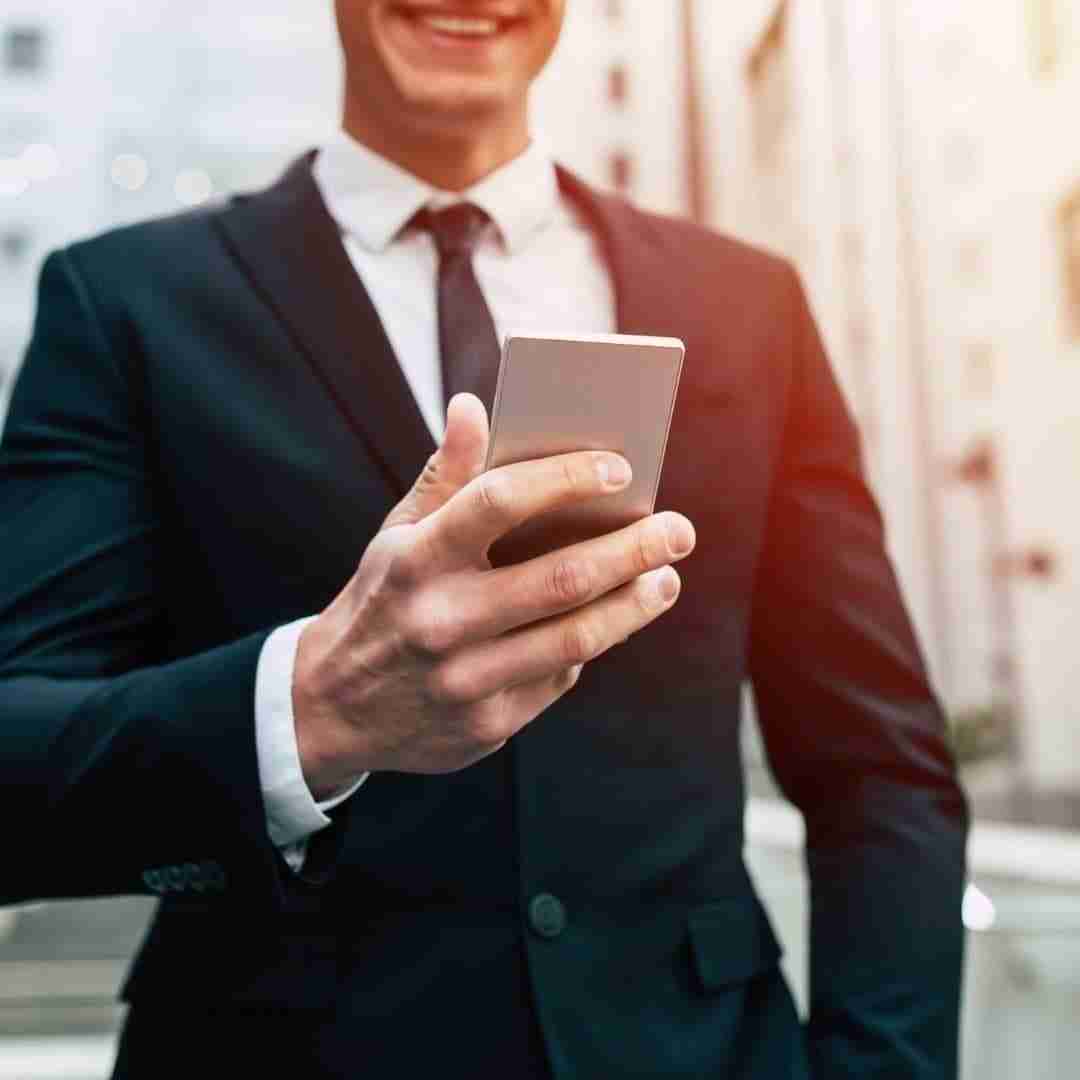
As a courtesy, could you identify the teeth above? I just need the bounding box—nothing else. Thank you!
[420,14,501,36]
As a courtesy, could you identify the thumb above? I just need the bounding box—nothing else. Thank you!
[381,393,490,531]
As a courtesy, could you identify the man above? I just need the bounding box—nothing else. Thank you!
[0,1,968,1076]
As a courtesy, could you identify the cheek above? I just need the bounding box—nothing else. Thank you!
[336,0,369,47]
[338,1,389,71]
[546,2,567,50]
[524,15,563,79]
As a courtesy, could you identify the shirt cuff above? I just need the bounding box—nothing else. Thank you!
[254,616,369,852]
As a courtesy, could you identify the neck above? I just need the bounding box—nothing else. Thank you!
[342,99,530,192]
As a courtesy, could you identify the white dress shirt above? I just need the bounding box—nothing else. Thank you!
[255,130,616,871]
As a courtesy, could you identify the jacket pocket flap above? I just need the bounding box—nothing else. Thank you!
[687,898,782,992]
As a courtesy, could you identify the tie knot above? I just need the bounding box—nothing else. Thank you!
[415,203,491,258]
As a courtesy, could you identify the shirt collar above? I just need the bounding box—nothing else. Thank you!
[313,129,560,255]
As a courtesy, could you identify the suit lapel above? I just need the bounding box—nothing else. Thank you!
[213,153,671,501]
[559,165,738,407]
[555,165,668,338]
[214,152,435,499]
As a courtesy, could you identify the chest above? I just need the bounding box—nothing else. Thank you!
[340,220,617,443]
[139,268,780,683]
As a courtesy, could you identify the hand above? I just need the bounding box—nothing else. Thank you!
[292,393,696,798]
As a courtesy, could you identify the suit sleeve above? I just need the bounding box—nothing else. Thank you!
[0,248,298,912]
[747,266,969,1078]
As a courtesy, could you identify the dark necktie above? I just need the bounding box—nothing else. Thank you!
[415,203,501,415]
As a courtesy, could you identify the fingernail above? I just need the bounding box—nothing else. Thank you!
[658,567,680,604]
[599,455,632,489]
[667,517,695,557]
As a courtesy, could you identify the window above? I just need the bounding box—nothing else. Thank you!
[745,1,802,262]
[1028,0,1062,76]
[610,149,633,192]
[746,0,789,83]
[747,0,794,170]
[1059,185,1080,341]
[954,234,989,288]
[0,227,30,264]
[607,64,628,107]
[2,25,46,75]
[965,343,996,397]
[944,133,981,188]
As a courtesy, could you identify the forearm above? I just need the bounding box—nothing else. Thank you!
[804,771,968,1079]
[0,248,350,909]
[0,630,288,910]
[748,262,969,1076]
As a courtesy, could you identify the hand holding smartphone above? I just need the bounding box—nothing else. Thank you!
[484,332,684,567]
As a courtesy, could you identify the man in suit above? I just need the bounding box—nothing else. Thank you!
[0,1,969,1076]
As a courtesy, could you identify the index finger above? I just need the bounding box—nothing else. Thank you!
[419,450,632,569]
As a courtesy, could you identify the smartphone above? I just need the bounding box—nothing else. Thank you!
[483,332,685,567]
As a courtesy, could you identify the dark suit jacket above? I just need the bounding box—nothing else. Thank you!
[0,153,968,1078]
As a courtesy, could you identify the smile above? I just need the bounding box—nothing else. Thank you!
[421,14,501,36]
[393,6,523,42]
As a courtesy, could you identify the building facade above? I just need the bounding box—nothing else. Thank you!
[0,0,341,412]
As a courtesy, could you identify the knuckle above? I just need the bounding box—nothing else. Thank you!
[474,472,513,520]
[634,525,657,574]
[420,450,441,483]
[426,662,480,706]
[385,543,426,591]
[559,664,584,692]
[561,618,601,664]
[402,599,462,658]
[467,711,511,750]
[548,557,594,606]
[560,456,585,496]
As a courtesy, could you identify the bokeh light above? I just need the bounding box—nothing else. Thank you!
[962,883,998,932]
[20,142,60,182]
[0,158,29,199]
[110,152,150,192]
[173,167,212,206]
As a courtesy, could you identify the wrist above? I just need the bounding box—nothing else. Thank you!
[292,619,369,800]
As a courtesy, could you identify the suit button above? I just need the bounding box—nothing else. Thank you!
[202,861,227,891]
[141,869,165,895]
[528,893,567,939]
[184,863,205,892]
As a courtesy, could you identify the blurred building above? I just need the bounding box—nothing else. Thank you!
[683,0,1080,805]
[1,4,102,406]
[2,0,1079,797]
[0,0,340,412]
[531,0,689,216]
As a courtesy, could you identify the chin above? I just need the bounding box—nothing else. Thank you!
[396,72,519,129]
[367,4,553,119]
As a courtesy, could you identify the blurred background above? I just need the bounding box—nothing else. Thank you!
[1,0,1078,1076]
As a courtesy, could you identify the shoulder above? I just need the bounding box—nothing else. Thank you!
[619,197,797,300]
[63,199,224,288]
[44,197,246,346]
[564,169,806,343]
[562,166,802,328]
